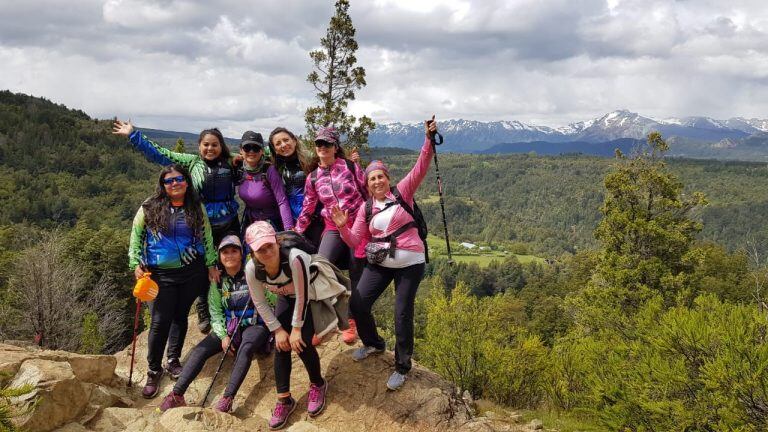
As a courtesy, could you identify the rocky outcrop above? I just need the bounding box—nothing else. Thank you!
[4,316,530,431]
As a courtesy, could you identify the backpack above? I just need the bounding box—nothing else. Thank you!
[365,187,429,263]
[253,231,319,283]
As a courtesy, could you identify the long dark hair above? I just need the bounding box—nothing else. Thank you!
[307,143,348,173]
[199,128,231,162]
[142,164,205,235]
[268,127,310,174]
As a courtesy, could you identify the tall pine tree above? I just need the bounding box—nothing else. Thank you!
[305,0,375,148]
[573,132,708,332]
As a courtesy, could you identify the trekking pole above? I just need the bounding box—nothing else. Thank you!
[427,118,453,264]
[200,299,252,407]
[128,298,141,387]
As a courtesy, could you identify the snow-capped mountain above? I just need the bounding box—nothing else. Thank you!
[368,110,768,157]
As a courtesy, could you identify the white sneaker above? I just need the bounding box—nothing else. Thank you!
[386,371,407,391]
[351,345,384,362]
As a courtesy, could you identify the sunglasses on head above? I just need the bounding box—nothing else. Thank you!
[242,143,262,153]
[315,140,335,148]
[162,175,186,185]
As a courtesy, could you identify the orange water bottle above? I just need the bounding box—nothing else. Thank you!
[133,273,158,302]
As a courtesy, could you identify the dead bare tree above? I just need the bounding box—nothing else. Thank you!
[744,235,768,316]
[5,232,128,353]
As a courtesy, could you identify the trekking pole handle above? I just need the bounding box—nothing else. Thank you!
[425,116,443,146]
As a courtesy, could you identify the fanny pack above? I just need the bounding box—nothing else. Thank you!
[366,222,416,265]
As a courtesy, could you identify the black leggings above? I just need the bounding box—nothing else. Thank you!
[173,324,270,398]
[350,262,425,374]
[274,296,323,394]
[318,229,364,302]
[147,264,207,372]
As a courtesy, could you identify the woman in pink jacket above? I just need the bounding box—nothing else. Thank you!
[294,125,367,344]
[330,118,438,391]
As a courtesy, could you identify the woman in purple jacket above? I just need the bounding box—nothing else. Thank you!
[237,131,294,236]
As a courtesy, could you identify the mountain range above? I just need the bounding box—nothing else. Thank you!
[368,110,768,160]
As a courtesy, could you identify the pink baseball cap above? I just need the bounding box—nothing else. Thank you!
[245,221,277,252]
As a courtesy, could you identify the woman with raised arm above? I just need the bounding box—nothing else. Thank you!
[330,117,438,391]
[158,235,273,413]
[294,126,367,344]
[128,164,218,399]
[113,120,240,333]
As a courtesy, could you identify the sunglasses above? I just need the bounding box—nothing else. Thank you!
[315,140,335,148]
[242,144,263,153]
[162,175,186,185]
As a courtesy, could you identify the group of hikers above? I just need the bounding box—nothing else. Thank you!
[111,116,439,430]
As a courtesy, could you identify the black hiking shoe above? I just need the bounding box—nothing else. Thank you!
[165,358,183,380]
[196,300,211,334]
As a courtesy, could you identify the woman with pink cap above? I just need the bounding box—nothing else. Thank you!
[330,117,439,391]
[244,221,328,430]
[294,125,367,344]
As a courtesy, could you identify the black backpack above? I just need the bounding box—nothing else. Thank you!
[253,231,318,282]
[365,187,429,263]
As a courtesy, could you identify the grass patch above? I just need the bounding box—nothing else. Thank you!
[426,233,546,267]
[518,409,603,432]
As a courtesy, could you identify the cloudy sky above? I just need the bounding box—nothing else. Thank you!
[2,0,767,136]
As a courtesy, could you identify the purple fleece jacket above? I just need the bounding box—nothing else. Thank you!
[238,164,295,230]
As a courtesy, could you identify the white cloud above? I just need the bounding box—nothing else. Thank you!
[1,0,767,136]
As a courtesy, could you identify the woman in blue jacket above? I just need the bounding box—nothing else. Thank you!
[114,119,240,333]
[128,164,218,399]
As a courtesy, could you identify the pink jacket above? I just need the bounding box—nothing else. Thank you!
[295,157,368,234]
[339,137,433,253]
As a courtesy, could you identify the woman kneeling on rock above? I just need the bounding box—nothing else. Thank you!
[159,234,273,413]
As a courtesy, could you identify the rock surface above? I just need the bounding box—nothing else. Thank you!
[5,316,528,431]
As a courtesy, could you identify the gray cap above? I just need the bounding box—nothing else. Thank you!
[218,234,243,251]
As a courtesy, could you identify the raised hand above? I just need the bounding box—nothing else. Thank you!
[425,114,437,137]
[112,119,134,137]
[330,205,348,228]
[348,148,360,164]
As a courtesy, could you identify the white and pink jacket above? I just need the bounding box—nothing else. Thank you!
[338,137,433,254]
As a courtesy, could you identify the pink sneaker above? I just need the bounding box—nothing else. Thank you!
[307,380,328,417]
[341,319,358,345]
[269,397,296,430]
[215,395,234,413]
[158,391,186,412]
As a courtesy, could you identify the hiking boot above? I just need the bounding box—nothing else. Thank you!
[311,334,321,346]
[142,369,163,399]
[158,391,186,412]
[268,397,296,430]
[196,300,211,334]
[341,318,358,345]
[215,395,234,413]
[386,371,407,391]
[351,345,384,362]
[307,379,328,417]
[165,358,183,380]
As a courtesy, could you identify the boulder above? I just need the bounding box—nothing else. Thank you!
[2,313,535,432]
[9,358,91,432]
